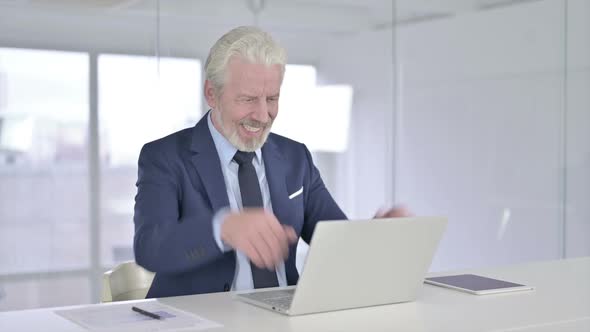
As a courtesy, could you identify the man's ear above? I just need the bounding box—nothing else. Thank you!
[204,80,218,108]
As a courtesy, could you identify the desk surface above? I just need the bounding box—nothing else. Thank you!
[1,257,589,332]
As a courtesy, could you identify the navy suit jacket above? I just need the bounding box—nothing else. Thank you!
[133,113,347,298]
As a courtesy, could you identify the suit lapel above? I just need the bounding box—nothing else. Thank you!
[188,115,293,223]
[189,114,230,212]
[262,137,293,226]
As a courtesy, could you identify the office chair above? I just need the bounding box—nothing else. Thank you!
[101,260,155,302]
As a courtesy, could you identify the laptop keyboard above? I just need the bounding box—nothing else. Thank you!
[240,289,295,311]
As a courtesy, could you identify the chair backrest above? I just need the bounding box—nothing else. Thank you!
[101,261,155,302]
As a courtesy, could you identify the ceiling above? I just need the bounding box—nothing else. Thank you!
[0,0,541,34]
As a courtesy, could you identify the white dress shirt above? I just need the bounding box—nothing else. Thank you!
[208,112,287,290]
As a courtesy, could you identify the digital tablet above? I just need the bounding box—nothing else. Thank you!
[425,274,534,295]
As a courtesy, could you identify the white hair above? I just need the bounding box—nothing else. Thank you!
[204,26,287,93]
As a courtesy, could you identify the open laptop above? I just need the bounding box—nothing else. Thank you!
[236,216,447,315]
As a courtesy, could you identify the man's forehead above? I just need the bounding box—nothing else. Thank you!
[235,85,281,96]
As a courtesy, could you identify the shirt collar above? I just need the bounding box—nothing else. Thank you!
[207,110,262,166]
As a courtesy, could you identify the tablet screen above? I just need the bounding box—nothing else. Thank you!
[425,274,525,291]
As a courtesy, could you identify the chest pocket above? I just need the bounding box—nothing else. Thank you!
[284,184,304,232]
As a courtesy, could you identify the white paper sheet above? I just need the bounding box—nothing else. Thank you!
[55,300,223,332]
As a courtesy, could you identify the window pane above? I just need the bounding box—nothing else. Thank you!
[274,65,353,153]
[0,48,89,275]
[98,54,201,267]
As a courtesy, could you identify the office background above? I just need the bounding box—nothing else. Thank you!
[0,0,588,311]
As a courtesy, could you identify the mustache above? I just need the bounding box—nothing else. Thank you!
[239,118,272,129]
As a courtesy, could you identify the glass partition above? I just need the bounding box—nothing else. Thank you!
[394,0,588,271]
[0,0,395,310]
[0,48,90,310]
[1,0,585,311]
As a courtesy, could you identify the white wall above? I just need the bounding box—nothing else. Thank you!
[314,29,395,218]
[396,0,589,271]
[565,0,590,258]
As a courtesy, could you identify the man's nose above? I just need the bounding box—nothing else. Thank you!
[251,99,269,123]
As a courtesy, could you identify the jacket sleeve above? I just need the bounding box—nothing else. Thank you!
[133,143,225,274]
[300,145,348,243]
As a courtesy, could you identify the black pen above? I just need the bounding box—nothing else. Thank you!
[132,306,162,320]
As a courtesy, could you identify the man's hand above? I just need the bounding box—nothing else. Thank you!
[374,205,412,218]
[221,209,298,270]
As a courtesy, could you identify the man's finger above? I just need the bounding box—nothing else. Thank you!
[257,226,285,268]
[252,231,277,270]
[384,207,412,218]
[259,212,290,260]
[374,205,412,218]
[263,212,289,253]
[242,238,265,269]
[283,225,298,244]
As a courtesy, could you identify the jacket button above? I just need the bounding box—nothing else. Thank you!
[223,283,230,292]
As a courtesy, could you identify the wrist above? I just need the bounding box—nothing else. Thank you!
[212,207,233,252]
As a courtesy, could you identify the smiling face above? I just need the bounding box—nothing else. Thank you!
[205,56,283,152]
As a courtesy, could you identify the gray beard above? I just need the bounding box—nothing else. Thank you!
[214,109,272,152]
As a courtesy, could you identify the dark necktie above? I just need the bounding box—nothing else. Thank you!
[233,151,279,289]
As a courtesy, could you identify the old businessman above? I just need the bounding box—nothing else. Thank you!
[133,26,408,298]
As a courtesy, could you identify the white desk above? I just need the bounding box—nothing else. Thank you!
[1,257,589,332]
